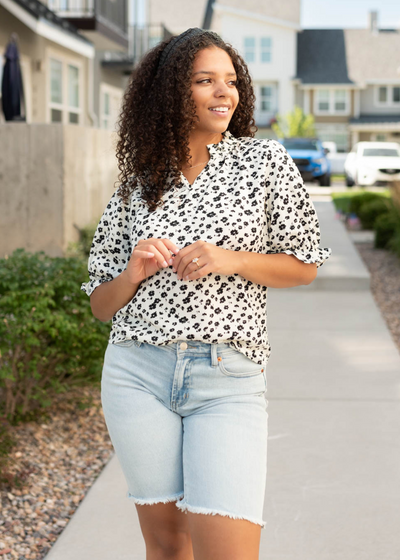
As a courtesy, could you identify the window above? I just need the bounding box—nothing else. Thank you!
[315,89,349,114]
[282,138,319,151]
[256,84,277,125]
[244,37,255,63]
[68,64,79,124]
[378,86,387,103]
[100,83,123,131]
[334,90,346,111]
[260,37,272,63]
[375,85,400,106]
[49,56,81,124]
[363,147,399,157]
[50,59,62,105]
[317,90,330,111]
[314,123,350,152]
[260,86,273,111]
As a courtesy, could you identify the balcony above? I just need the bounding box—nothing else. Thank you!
[101,23,173,75]
[47,0,129,51]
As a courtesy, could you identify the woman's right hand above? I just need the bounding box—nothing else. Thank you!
[125,238,181,284]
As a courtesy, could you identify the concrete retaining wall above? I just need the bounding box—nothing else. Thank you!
[0,123,119,257]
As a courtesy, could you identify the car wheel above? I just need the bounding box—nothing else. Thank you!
[319,173,331,187]
[345,175,355,187]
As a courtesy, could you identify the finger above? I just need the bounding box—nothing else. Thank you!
[173,240,205,275]
[184,262,209,281]
[164,239,180,256]
[133,249,155,258]
[138,245,169,268]
[138,238,180,264]
[154,239,180,266]
[179,256,204,280]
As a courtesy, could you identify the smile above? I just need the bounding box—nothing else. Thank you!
[209,107,230,116]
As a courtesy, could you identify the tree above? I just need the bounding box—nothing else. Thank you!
[271,106,316,138]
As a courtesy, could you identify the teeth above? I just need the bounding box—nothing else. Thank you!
[209,107,229,112]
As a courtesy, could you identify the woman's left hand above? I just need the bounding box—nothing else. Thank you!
[171,240,239,281]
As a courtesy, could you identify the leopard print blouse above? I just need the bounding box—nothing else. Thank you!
[81,130,332,365]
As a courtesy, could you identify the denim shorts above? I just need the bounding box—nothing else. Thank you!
[101,339,269,528]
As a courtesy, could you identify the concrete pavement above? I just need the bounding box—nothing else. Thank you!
[45,199,400,560]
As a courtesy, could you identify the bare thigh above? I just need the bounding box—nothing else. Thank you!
[136,502,261,560]
[187,512,261,560]
[135,501,194,559]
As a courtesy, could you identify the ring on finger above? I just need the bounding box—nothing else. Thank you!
[191,257,201,269]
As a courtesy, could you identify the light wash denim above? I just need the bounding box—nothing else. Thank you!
[101,339,269,528]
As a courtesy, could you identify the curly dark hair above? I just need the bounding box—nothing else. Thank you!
[115,30,257,213]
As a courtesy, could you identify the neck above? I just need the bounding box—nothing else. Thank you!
[184,130,223,167]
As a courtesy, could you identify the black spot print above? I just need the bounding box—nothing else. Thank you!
[81,131,332,365]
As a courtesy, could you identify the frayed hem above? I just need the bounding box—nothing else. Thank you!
[127,491,184,505]
[175,499,267,529]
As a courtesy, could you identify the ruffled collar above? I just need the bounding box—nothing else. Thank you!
[206,129,236,157]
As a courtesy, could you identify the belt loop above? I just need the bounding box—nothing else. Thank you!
[211,344,218,367]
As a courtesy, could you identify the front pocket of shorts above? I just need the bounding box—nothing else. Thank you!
[114,339,143,348]
[218,351,264,378]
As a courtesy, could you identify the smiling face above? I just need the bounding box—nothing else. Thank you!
[190,46,239,135]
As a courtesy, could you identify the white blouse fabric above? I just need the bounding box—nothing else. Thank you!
[81,130,332,365]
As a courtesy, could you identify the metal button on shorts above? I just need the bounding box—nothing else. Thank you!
[180,342,188,350]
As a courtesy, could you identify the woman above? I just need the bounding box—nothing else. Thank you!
[82,28,332,560]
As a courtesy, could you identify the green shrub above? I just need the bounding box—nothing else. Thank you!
[348,192,388,216]
[330,195,353,214]
[0,249,110,424]
[374,212,398,249]
[358,198,393,229]
[331,190,390,215]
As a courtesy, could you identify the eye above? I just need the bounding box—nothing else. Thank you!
[196,79,238,85]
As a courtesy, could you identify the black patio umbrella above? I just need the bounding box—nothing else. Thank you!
[1,32,26,122]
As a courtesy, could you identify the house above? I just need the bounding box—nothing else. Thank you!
[145,0,300,137]
[0,0,131,130]
[206,0,301,136]
[295,11,400,152]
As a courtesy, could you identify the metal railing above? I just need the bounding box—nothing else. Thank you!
[129,23,172,65]
[47,0,128,34]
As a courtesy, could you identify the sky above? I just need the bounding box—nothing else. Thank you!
[131,0,400,29]
[301,0,400,29]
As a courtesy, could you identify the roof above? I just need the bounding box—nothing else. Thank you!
[344,29,400,82]
[11,0,92,45]
[350,115,400,124]
[296,30,353,84]
[296,28,400,85]
[213,0,301,25]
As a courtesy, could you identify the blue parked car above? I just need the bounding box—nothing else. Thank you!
[279,137,331,186]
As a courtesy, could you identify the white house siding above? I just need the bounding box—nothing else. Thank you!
[213,12,297,128]
[360,84,400,115]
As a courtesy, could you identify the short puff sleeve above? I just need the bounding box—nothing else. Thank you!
[81,190,133,297]
[263,140,332,268]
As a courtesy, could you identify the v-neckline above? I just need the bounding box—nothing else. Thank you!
[180,160,211,187]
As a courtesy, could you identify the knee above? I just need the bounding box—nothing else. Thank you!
[148,530,193,559]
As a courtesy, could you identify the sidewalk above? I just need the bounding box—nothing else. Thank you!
[45,199,400,560]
